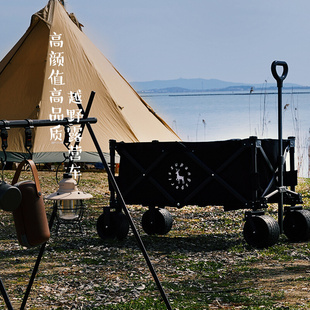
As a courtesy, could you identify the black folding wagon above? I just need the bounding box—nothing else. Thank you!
[96,61,310,248]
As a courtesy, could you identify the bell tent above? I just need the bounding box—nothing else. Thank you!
[0,0,179,163]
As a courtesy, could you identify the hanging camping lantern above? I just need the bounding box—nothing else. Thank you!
[46,173,92,228]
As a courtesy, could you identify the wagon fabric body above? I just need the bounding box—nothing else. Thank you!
[111,136,299,211]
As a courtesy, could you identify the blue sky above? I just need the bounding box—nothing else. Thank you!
[1,0,310,85]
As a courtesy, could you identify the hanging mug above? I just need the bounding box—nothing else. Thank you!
[0,181,22,211]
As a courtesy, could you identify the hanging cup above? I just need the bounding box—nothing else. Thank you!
[0,181,22,211]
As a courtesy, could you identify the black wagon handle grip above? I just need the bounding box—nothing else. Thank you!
[271,60,288,87]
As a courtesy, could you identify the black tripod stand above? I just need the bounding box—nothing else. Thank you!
[0,92,172,310]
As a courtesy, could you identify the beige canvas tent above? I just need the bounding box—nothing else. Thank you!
[0,0,179,163]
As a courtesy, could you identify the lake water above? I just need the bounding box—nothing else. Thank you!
[143,90,310,177]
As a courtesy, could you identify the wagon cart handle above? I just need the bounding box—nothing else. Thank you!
[271,60,288,235]
[271,60,288,88]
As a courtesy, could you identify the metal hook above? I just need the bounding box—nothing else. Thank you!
[0,125,9,182]
[24,119,34,159]
[63,124,71,149]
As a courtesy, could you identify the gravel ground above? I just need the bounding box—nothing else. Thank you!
[0,171,310,309]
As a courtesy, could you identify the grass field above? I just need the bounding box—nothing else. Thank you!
[0,170,310,309]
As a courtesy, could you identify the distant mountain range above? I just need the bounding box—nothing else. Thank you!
[130,78,308,93]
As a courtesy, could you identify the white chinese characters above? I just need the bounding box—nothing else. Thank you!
[48,32,84,178]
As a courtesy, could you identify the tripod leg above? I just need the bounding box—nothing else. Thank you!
[0,277,13,310]
[86,122,172,310]
[20,205,57,309]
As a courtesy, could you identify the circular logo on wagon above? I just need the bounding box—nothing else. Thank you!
[168,162,192,190]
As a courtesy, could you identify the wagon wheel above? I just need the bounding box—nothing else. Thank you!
[283,209,310,242]
[142,208,173,235]
[97,211,129,240]
[114,211,130,240]
[243,215,280,248]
